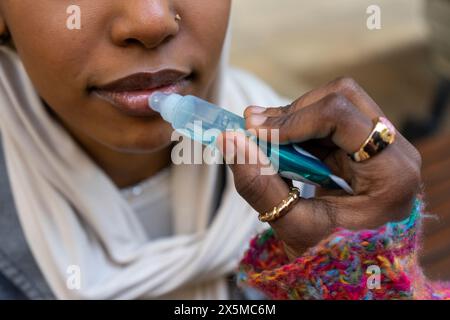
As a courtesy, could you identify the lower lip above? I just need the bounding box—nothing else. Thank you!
[93,80,189,117]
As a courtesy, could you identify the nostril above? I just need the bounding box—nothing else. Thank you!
[120,30,175,49]
[123,38,140,46]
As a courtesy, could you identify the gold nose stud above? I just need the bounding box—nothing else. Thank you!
[175,14,182,22]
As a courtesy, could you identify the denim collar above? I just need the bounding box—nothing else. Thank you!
[0,139,54,299]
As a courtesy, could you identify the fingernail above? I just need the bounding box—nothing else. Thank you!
[249,106,267,114]
[248,114,267,127]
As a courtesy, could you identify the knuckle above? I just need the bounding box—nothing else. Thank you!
[321,93,353,122]
[269,112,291,128]
[264,104,296,127]
[393,142,423,188]
[235,172,269,205]
[406,141,423,170]
[279,102,297,115]
[331,76,359,92]
[381,156,422,212]
[291,94,312,111]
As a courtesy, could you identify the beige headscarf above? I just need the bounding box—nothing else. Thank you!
[0,22,305,299]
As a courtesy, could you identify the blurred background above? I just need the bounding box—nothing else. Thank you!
[230,0,450,281]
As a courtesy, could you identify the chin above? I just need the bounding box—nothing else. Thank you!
[106,139,173,155]
[107,125,174,154]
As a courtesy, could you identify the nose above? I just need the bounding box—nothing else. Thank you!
[110,0,179,49]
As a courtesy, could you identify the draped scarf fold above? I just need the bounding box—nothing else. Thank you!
[0,32,303,299]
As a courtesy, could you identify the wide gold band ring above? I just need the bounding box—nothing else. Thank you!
[350,116,396,163]
[258,187,301,223]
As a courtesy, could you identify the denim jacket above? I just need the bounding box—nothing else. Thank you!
[0,140,54,299]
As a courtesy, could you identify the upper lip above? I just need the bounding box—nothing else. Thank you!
[93,69,191,92]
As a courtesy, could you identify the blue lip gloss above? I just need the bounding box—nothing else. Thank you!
[149,93,353,193]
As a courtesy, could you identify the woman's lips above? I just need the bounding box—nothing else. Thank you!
[92,70,190,117]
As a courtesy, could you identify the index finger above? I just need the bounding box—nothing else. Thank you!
[245,77,385,120]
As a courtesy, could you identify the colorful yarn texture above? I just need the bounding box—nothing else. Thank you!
[238,199,450,300]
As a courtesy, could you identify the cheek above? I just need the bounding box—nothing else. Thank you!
[3,2,138,151]
[8,2,95,106]
[180,1,231,94]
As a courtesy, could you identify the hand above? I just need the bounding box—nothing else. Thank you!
[217,77,422,259]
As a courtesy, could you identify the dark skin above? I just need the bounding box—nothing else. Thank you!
[0,0,231,187]
[1,2,422,257]
[218,77,422,258]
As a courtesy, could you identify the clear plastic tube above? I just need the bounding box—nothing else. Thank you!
[149,93,353,193]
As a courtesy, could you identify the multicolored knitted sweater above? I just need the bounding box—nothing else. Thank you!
[238,199,450,300]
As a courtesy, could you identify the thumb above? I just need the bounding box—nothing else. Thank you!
[217,131,335,256]
[216,131,289,214]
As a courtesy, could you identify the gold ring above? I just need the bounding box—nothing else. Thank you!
[258,187,300,223]
[350,116,396,162]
